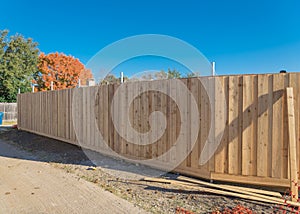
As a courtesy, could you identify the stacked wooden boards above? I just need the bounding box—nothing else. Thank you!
[142,176,299,208]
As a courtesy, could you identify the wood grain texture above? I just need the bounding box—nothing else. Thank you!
[286,87,298,201]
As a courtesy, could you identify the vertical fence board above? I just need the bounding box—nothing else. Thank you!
[46,92,50,135]
[102,85,109,151]
[69,89,76,143]
[228,76,240,175]
[190,78,200,169]
[128,83,134,156]
[121,84,128,155]
[112,84,119,153]
[82,88,87,146]
[286,87,299,200]
[161,80,168,161]
[214,76,227,173]
[252,76,258,176]
[208,77,215,172]
[169,80,177,164]
[272,74,284,178]
[141,81,150,159]
[145,82,152,159]
[257,75,270,177]
[178,78,188,168]
[108,84,114,153]
[151,82,157,159]
[65,89,70,140]
[186,78,192,167]
[199,77,209,171]
[132,82,140,158]
[242,75,256,175]
[283,74,290,179]
[289,74,300,176]
[86,88,91,147]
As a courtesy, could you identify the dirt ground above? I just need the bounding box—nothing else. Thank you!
[0,129,146,214]
[0,128,287,213]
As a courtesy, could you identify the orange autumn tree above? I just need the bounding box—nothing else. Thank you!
[35,52,87,91]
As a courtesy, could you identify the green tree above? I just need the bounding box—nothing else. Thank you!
[167,68,181,79]
[0,30,39,102]
[101,74,120,85]
[101,73,129,85]
[155,69,181,80]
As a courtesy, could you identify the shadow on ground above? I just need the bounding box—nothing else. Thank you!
[0,128,166,178]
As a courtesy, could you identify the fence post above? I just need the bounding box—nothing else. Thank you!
[211,61,216,76]
[286,87,298,202]
[120,72,124,83]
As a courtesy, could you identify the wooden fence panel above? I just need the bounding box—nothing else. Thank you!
[17,73,300,187]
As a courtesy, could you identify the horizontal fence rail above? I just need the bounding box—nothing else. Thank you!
[17,73,300,187]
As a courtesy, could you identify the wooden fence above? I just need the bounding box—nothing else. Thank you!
[17,73,300,187]
[0,103,17,121]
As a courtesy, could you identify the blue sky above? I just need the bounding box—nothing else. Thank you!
[1,0,300,76]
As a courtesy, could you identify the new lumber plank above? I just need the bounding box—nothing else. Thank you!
[286,87,299,201]
[177,176,282,197]
[142,177,299,207]
[272,74,284,178]
[214,76,227,174]
[228,76,240,175]
[190,78,200,169]
[199,77,209,172]
[242,75,257,176]
[257,74,270,177]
